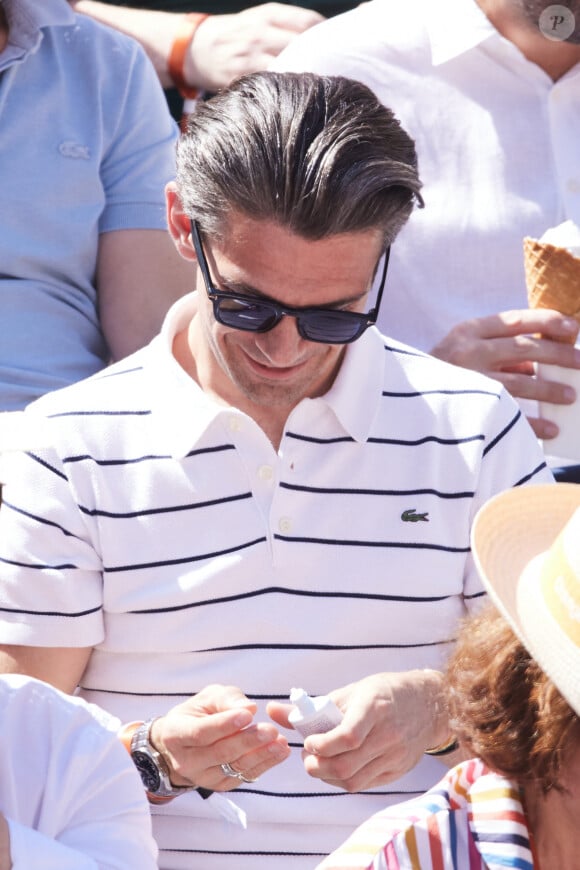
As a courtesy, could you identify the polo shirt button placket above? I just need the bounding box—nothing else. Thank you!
[278,516,292,534]
[258,464,274,482]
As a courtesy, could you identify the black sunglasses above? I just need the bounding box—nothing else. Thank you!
[190,221,390,345]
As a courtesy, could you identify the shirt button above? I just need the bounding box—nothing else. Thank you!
[567,178,580,194]
[278,516,292,533]
[228,416,242,432]
[258,464,274,481]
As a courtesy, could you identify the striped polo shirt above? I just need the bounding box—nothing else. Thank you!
[0,293,550,869]
[316,758,534,869]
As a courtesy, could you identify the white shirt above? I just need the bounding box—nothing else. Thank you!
[0,674,157,869]
[272,0,580,351]
[0,294,551,868]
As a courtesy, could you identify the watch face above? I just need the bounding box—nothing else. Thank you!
[133,750,161,793]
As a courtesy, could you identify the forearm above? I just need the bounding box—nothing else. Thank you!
[419,669,452,748]
[0,815,11,870]
[97,229,193,362]
[69,1,182,86]
[420,668,466,769]
[0,646,91,695]
[70,1,324,94]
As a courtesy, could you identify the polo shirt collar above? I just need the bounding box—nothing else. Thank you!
[317,326,385,443]
[5,0,74,31]
[148,294,224,459]
[1,0,74,69]
[423,0,497,66]
[149,293,386,457]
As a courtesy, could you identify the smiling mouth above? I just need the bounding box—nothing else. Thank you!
[243,352,309,379]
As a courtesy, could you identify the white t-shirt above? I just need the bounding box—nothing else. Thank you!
[0,674,157,869]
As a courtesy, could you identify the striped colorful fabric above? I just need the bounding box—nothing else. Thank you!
[316,759,534,870]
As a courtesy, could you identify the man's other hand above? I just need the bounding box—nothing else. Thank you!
[431,308,580,439]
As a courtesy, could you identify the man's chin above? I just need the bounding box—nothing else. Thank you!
[239,381,306,409]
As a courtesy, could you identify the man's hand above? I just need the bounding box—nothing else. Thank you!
[151,684,290,791]
[431,309,580,439]
[185,3,324,92]
[69,2,322,90]
[267,670,451,792]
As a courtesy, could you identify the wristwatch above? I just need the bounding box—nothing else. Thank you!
[130,719,197,799]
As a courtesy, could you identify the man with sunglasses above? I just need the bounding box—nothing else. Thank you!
[0,72,551,869]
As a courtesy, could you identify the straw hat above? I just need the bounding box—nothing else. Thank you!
[471,482,580,718]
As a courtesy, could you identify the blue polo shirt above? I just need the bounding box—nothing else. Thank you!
[0,0,179,410]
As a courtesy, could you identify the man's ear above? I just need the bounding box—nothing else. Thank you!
[166,183,197,262]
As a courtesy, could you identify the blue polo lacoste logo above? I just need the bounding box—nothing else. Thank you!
[59,141,91,160]
[401,508,429,523]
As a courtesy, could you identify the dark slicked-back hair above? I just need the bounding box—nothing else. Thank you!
[176,71,423,245]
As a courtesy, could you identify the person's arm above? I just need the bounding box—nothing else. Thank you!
[97,229,192,362]
[0,646,91,694]
[69,1,185,86]
[268,669,462,792]
[0,646,291,794]
[0,815,10,870]
[430,308,580,440]
[0,677,157,869]
[69,1,323,92]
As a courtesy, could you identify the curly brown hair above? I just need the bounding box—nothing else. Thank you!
[445,604,579,793]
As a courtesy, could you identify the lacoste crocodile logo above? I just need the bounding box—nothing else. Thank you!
[58,141,90,160]
[401,508,429,523]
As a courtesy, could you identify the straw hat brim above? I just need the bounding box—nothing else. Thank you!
[472,482,580,715]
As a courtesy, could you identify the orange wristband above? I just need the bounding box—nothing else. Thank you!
[118,719,143,754]
[168,12,209,100]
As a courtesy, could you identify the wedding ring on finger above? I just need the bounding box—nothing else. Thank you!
[220,762,257,783]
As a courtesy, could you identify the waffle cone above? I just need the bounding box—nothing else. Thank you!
[524,237,580,342]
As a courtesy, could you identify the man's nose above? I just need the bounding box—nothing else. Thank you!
[255,314,305,363]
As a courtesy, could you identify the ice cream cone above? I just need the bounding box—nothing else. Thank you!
[524,236,580,342]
